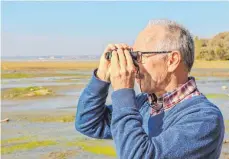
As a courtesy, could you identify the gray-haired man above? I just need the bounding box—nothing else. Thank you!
[75,19,225,159]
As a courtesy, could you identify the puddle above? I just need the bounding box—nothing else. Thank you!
[1,96,79,111]
[1,76,89,89]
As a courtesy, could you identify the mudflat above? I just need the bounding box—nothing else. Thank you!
[1,60,229,159]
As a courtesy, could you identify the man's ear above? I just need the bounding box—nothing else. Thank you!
[167,51,181,73]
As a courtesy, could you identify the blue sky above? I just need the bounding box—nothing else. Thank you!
[2,1,229,56]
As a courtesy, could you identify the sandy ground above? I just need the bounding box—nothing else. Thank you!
[2,60,229,70]
[1,61,99,71]
[2,60,229,78]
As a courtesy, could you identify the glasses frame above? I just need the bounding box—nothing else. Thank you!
[131,50,172,64]
[104,49,172,66]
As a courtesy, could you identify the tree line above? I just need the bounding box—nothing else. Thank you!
[194,32,229,60]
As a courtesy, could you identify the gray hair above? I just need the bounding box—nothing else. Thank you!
[147,19,194,72]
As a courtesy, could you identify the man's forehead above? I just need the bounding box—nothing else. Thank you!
[133,25,166,51]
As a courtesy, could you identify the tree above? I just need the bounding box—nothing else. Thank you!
[194,32,229,60]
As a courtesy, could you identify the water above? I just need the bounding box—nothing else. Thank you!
[1,76,89,89]
[1,96,79,111]
[1,55,100,61]
[1,75,228,116]
[1,75,229,158]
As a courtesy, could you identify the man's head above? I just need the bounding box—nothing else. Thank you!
[133,19,194,95]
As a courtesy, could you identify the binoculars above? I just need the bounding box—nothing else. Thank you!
[105,50,139,67]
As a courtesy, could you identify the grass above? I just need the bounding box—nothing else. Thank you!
[193,60,229,69]
[2,111,76,123]
[205,93,229,99]
[191,72,229,77]
[1,61,229,79]
[1,72,92,79]
[1,61,99,71]
[1,136,34,145]
[67,139,116,157]
[1,140,57,154]
[29,115,75,123]
[1,73,33,79]
[1,136,115,156]
[1,136,57,154]
[2,86,54,99]
[2,60,229,70]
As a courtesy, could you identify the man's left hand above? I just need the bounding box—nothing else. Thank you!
[110,45,136,91]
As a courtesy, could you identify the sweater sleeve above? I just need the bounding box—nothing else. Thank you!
[111,89,224,159]
[75,69,112,139]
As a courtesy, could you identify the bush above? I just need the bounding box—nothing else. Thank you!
[195,32,229,60]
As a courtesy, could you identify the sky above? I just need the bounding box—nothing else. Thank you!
[1,1,229,57]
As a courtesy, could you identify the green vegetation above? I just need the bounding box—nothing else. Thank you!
[67,139,116,157]
[1,111,76,123]
[205,93,229,99]
[1,136,57,154]
[1,72,91,79]
[29,115,75,123]
[191,70,229,77]
[1,140,57,154]
[195,32,229,60]
[1,136,34,145]
[2,86,54,99]
[1,73,32,79]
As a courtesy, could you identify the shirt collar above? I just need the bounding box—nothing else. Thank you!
[148,76,199,113]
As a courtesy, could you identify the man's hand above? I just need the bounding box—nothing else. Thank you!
[97,44,114,82]
[97,44,131,82]
[110,44,136,91]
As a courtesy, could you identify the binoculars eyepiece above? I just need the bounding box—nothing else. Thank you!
[105,49,139,67]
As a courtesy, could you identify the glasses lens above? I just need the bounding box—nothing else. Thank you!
[137,52,142,63]
[131,52,138,61]
[130,51,142,63]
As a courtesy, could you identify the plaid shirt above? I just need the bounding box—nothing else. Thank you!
[148,77,201,115]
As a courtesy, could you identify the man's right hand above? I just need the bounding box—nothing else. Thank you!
[97,44,130,82]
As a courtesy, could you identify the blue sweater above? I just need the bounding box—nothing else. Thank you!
[75,71,225,159]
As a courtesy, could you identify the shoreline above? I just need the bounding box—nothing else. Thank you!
[1,60,229,70]
[1,60,229,78]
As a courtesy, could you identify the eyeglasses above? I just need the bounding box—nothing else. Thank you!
[105,49,172,66]
[130,50,172,64]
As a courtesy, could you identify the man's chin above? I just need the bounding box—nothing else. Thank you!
[141,87,156,94]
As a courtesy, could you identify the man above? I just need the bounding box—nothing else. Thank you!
[75,19,225,159]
